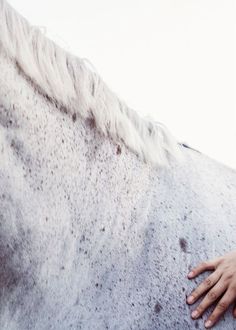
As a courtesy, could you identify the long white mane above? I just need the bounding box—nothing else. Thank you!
[0,0,183,167]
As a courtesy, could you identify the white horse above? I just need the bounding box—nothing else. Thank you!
[0,1,236,329]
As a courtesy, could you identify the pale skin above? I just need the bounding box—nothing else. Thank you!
[186,250,236,328]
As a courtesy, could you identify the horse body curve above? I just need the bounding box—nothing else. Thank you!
[0,1,236,329]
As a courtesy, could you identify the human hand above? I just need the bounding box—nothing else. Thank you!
[186,250,236,328]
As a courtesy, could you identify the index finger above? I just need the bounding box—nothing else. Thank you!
[188,260,217,278]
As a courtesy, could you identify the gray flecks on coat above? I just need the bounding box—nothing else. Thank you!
[0,54,236,330]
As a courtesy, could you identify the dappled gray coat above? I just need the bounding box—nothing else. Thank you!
[0,1,236,329]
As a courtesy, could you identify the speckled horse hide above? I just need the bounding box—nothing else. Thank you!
[1,4,236,330]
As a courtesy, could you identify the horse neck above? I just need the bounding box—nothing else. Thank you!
[0,47,153,231]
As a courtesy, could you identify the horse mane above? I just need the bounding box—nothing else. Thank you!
[0,0,184,167]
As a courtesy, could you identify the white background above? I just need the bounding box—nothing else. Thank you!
[9,0,236,169]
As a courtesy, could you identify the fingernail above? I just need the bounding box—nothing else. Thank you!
[205,320,212,328]
[191,310,199,318]
[187,296,194,303]
[188,271,194,277]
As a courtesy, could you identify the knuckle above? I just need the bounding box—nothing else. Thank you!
[204,278,212,287]
[217,301,227,311]
[196,305,204,313]
[207,291,217,300]
[208,315,217,324]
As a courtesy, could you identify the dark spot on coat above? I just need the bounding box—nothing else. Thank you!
[154,301,163,314]
[179,238,187,253]
[116,145,122,155]
[72,113,77,122]
[80,235,85,242]
[85,116,96,130]
[10,139,21,154]
[74,296,80,305]
[60,105,68,114]
[195,320,199,328]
